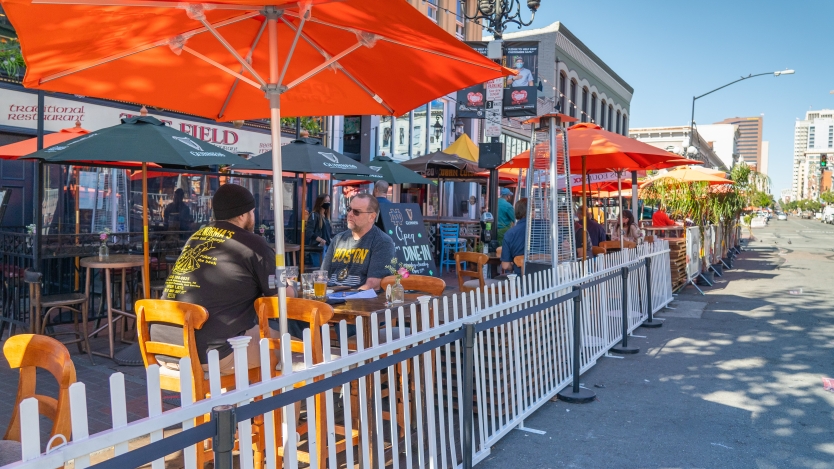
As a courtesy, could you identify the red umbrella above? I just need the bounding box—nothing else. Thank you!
[0,121,89,159]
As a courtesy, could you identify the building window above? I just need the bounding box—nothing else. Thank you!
[559,72,567,114]
[455,22,464,40]
[608,105,613,132]
[600,99,606,129]
[622,114,627,136]
[591,93,597,123]
[809,126,815,148]
[569,79,577,119]
[581,87,588,123]
[829,126,833,147]
[427,0,438,22]
[616,110,621,134]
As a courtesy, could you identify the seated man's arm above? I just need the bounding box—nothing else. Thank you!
[361,235,396,291]
[500,230,514,272]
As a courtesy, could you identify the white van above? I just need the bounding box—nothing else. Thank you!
[822,206,834,224]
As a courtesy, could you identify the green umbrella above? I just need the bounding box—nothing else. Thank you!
[28,116,260,169]
[336,155,436,184]
[248,140,381,178]
[27,115,261,299]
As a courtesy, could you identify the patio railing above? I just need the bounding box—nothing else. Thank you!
[5,241,672,469]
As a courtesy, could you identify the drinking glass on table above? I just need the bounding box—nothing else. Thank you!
[301,273,314,298]
[285,266,299,289]
[313,270,328,300]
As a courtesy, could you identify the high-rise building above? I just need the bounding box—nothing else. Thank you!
[715,116,762,169]
[792,109,834,200]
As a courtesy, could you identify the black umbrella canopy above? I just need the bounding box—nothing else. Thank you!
[336,155,435,184]
[399,150,481,174]
[27,116,260,169]
[249,140,381,178]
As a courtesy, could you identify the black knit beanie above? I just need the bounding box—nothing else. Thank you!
[213,183,255,220]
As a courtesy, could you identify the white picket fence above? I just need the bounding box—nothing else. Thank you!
[5,242,673,469]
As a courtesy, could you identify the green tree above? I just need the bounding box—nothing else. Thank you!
[820,191,834,205]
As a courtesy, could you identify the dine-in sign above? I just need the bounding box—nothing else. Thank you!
[379,203,438,277]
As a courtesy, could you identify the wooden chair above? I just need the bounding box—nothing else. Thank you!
[3,334,76,446]
[254,297,355,469]
[380,275,446,297]
[592,246,607,256]
[513,255,524,275]
[645,235,655,244]
[600,240,637,250]
[455,252,499,294]
[24,268,93,364]
[135,299,263,468]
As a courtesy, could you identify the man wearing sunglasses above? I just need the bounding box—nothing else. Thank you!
[322,193,395,291]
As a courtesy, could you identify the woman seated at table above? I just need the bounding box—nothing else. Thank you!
[306,194,332,267]
[611,209,643,244]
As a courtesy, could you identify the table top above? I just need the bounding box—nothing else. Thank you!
[332,292,425,320]
[80,254,146,269]
[643,226,682,231]
[268,243,301,252]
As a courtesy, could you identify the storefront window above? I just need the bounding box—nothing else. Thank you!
[394,112,410,158]
[379,115,392,157]
[412,104,428,157]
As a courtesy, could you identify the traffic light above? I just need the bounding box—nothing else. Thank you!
[822,154,828,168]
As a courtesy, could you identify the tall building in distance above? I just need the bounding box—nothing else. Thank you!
[716,116,763,169]
[791,109,834,201]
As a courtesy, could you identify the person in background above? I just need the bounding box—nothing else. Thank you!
[574,220,596,258]
[612,209,642,244]
[373,180,391,204]
[322,194,395,291]
[306,194,332,267]
[651,204,682,237]
[577,204,606,247]
[157,183,294,375]
[163,188,192,231]
[497,187,516,243]
[500,198,528,275]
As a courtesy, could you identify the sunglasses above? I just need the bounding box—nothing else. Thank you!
[348,207,374,216]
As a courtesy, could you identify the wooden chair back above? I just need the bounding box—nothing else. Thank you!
[592,246,607,256]
[254,297,334,374]
[600,240,636,250]
[645,235,655,244]
[3,334,76,443]
[512,255,525,275]
[135,299,209,400]
[380,275,446,297]
[455,252,487,292]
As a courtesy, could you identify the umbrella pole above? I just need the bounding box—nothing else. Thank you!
[300,173,306,274]
[267,11,288,340]
[582,156,588,271]
[618,171,624,251]
[142,163,150,299]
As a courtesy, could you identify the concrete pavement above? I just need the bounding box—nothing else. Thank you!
[478,217,834,469]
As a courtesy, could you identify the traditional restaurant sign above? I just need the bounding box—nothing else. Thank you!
[0,84,282,154]
[379,203,438,277]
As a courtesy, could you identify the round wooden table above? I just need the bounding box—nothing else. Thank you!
[81,254,145,360]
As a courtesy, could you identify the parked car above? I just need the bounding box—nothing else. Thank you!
[777,213,788,221]
[801,211,814,219]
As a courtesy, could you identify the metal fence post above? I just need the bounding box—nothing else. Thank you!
[212,405,236,469]
[557,286,595,403]
[462,322,476,469]
[612,266,639,354]
[641,257,662,328]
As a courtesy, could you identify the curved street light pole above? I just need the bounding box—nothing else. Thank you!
[689,69,795,163]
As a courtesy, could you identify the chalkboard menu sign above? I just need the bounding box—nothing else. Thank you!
[379,203,438,277]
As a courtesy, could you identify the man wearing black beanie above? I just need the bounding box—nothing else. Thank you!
[155,183,286,375]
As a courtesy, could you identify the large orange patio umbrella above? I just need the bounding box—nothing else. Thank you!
[641,166,735,187]
[3,0,514,339]
[0,121,90,159]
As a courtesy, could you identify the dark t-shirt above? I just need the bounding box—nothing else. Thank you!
[155,221,277,362]
[322,226,395,288]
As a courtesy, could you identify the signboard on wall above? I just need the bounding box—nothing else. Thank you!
[0,85,279,155]
[454,42,489,119]
[378,203,438,277]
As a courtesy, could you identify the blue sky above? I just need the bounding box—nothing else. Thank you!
[515,0,834,196]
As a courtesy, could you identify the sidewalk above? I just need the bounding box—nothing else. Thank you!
[477,226,834,468]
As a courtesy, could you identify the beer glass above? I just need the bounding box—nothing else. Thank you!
[301,273,314,298]
[313,270,328,300]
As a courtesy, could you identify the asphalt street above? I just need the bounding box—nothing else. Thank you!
[478,217,834,469]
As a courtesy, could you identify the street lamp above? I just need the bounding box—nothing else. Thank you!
[454,117,465,136]
[432,115,443,141]
[461,0,540,40]
[689,69,794,164]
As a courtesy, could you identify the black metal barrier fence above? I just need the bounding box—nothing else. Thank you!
[86,255,664,469]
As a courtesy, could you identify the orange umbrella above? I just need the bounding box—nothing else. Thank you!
[4,0,514,337]
[0,121,89,159]
[641,166,735,187]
